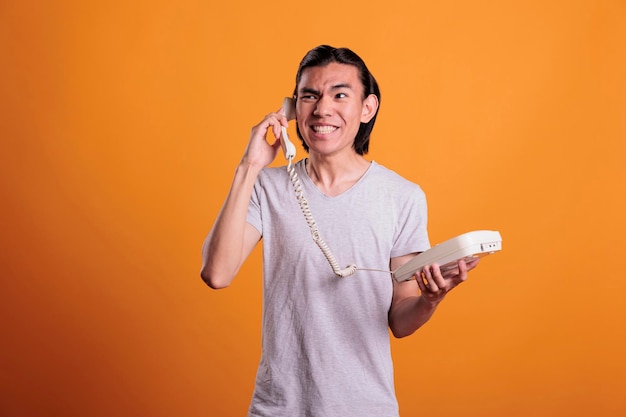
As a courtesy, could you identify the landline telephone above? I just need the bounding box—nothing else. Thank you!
[278,97,502,281]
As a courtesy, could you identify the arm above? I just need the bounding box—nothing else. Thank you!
[388,254,479,338]
[200,109,288,289]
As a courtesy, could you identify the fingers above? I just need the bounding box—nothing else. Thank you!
[415,270,433,297]
[418,264,447,295]
[464,257,480,271]
[252,111,289,140]
[265,113,288,141]
[243,111,291,169]
[429,264,447,288]
[417,259,476,298]
[455,257,479,283]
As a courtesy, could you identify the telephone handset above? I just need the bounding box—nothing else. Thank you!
[280,97,297,161]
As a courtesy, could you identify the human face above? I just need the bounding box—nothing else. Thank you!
[296,62,377,158]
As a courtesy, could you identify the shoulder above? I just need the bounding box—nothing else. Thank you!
[255,162,294,191]
[252,160,305,200]
[368,161,426,197]
[257,165,289,182]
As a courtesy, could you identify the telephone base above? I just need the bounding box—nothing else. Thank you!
[392,230,502,282]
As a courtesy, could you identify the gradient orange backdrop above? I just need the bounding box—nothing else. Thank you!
[1,1,625,416]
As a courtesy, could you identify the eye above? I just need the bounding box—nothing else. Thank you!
[336,93,347,99]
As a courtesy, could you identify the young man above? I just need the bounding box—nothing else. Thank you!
[201,45,478,417]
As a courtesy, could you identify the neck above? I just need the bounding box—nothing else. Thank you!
[306,153,371,197]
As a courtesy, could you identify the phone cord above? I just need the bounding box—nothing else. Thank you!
[287,159,392,278]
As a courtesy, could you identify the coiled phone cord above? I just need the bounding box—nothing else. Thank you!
[286,159,391,278]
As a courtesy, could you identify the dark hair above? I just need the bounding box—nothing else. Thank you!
[292,45,381,155]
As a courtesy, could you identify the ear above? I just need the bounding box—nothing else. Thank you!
[360,94,379,123]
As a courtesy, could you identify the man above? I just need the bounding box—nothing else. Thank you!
[201,45,479,417]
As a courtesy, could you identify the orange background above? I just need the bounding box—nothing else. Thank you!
[1,1,625,416]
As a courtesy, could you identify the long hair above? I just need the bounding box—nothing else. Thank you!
[292,45,381,155]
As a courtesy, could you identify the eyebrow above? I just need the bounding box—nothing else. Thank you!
[299,83,354,96]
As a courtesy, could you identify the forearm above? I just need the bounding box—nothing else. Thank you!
[388,295,441,338]
[201,162,261,288]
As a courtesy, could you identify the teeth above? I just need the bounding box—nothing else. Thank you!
[313,126,337,134]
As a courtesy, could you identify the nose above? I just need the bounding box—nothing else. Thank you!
[313,96,332,117]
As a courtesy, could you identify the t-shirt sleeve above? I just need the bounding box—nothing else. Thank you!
[246,177,263,236]
[390,185,430,258]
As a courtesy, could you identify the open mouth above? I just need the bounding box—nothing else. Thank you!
[312,125,338,135]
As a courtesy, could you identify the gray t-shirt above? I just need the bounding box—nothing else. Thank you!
[246,159,429,417]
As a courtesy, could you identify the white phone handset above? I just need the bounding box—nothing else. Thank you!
[280,97,297,161]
